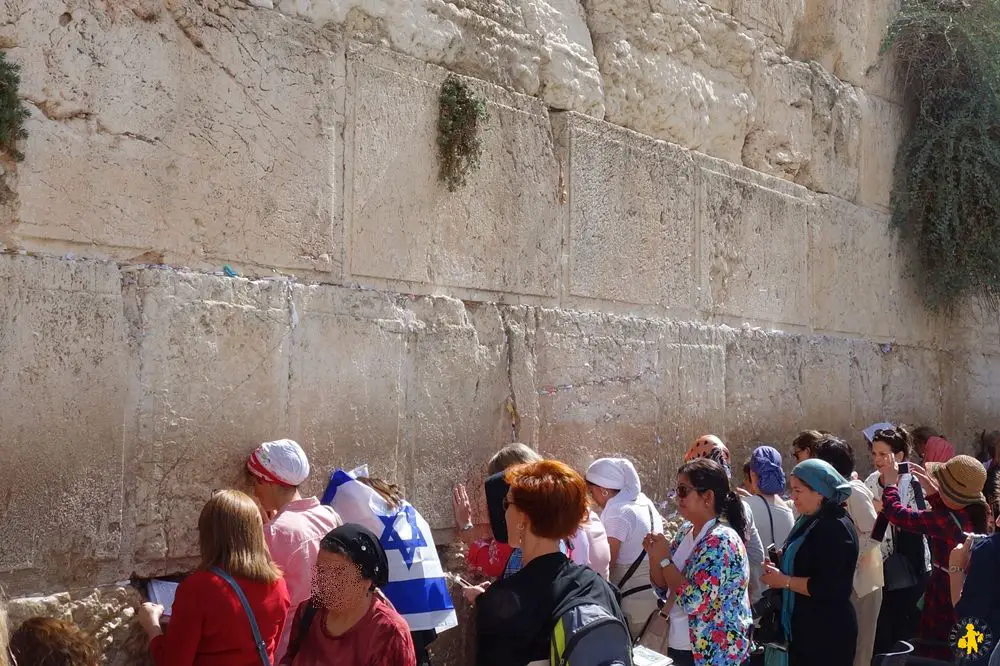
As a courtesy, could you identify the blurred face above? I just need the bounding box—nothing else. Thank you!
[504,491,530,543]
[871,440,902,474]
[792,447,810,463]
[790,476,824,516]
[748,470,761,494]
[675,473,715,523]
[313,550,370,617]
[587,483,613,510]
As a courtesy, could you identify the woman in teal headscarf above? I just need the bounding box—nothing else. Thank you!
[760,459,859,666]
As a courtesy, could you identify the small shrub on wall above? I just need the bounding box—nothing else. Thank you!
[437,75,488,192]
[886,0,1000,311]
[0,51,29,162]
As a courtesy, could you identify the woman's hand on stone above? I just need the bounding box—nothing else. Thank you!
[452,484,473,530]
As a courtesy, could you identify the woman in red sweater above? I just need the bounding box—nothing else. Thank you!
[138,489,291,665]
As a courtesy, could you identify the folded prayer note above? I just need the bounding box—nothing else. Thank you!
[147,579,180,617]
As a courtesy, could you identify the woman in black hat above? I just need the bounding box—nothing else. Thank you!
[282,524,416,666]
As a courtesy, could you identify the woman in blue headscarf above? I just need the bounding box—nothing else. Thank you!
[760,459,859,666]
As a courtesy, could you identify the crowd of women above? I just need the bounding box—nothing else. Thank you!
[2,426,1000,666]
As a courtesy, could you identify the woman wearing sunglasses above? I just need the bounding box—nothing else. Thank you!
[644,458,753,666]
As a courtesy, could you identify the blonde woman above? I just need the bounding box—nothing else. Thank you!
[138,489,291,665]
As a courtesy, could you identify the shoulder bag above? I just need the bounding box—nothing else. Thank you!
[618,505,657,599]
[211,567,272,666]
[882,478,928,591]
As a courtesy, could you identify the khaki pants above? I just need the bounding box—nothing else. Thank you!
[852,587,883,666]
[611,561,660,638]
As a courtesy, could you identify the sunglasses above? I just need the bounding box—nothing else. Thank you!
[674,484,706,499]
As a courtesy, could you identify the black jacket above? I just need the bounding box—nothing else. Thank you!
[788,503,859,666]
[475,552,626,666]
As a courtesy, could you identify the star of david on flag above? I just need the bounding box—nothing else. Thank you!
[378,505,428,569]
[322,467,458,634]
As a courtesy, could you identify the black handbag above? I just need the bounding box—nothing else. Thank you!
[752,588,784,645]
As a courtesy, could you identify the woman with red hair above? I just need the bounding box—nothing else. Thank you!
[472,460,629,666]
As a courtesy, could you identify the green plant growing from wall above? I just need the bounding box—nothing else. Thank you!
[437,75,488,192]
[885,0,1000,310]
[0,51,29,162]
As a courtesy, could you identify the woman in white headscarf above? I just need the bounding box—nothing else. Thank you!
[585,458,664,634]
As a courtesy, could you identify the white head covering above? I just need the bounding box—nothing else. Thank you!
[586,458,642,502]
[247,438,310,487]
[863,422,895,444]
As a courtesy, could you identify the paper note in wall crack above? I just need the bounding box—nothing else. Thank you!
[147,580,180,617]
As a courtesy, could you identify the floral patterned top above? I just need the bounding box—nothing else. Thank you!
[654,521,753,666]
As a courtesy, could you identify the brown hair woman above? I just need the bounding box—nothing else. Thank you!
[138,489,291,666]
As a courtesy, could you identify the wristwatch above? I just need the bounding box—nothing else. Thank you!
[659,556,673,569]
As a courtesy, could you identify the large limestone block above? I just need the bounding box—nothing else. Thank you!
[583,0,758,164]
[879,345,944,429]
[789,0,902,102]
[810,196,895,337]
[533,309,668,497]
[858,93,905,211]
[723,329,805,448]
[130,270,293,571]
[5,0,340,274]
[554,113,697,311]
[697,156,811,325]
[729,0,804,48]
[275,0,605,116]
[290,285,511,529]
[0,255,130,594]
[402,298,511,528]
[346,46,562,297]
[287,284,411,489]
[944,352,1000,448]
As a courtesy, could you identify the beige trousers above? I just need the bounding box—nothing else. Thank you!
[611,560,660,638]
[852,587,883,666]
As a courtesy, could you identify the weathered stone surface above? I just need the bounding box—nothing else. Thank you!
[130,270,293,570]
[5,0,340,274]
[532,309,668,495]
[274,0,605,117]
[697,156,811,325]
[858,93,905,210]
[8,586,152,666]
[880,345,944,429]
[789,0,902,102]
[0,255,129,593]
[346,46,562,296]
[556,112,696,311]
[810,196,894,337]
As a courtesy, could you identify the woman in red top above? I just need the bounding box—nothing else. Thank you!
[138,489,291,665]
[282,524,416,666]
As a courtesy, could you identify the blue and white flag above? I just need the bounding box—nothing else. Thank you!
[321,466,458,634]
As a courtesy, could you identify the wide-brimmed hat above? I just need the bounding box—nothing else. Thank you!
[927,455,987,507]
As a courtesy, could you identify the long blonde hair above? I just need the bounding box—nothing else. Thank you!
[199,490,281,583]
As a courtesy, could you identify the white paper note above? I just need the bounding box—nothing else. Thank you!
[147,580,180,617]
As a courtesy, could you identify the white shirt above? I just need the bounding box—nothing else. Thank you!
[603,498,664,565]
[864,471,932,572]
[746,494,795,550]
[668,521,716,650]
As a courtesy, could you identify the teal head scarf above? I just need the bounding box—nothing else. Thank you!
[779,459,852,642]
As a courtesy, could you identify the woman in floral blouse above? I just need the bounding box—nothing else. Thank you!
[644,458,752,666]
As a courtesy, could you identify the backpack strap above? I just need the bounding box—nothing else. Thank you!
[617,505,655,597]
[287,600,319,662]
[911,476,927,510]
[210,567,271,666]
[756,494,775,545]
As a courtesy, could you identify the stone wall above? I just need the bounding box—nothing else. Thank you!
[0,0,997,663]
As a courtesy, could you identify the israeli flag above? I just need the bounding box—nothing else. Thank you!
[321,466,458,634]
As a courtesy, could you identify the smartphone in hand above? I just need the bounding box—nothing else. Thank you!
[767,544,781,566]
[898,461,910,476]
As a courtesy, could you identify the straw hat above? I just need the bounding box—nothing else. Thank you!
[927,455,987,507]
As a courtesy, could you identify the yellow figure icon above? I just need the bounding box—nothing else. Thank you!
[959,623,984,655]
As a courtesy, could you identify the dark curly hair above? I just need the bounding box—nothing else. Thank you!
[10,617,101,666]
[872,425,913,460]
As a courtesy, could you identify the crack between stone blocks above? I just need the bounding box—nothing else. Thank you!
[499,308,521,443]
